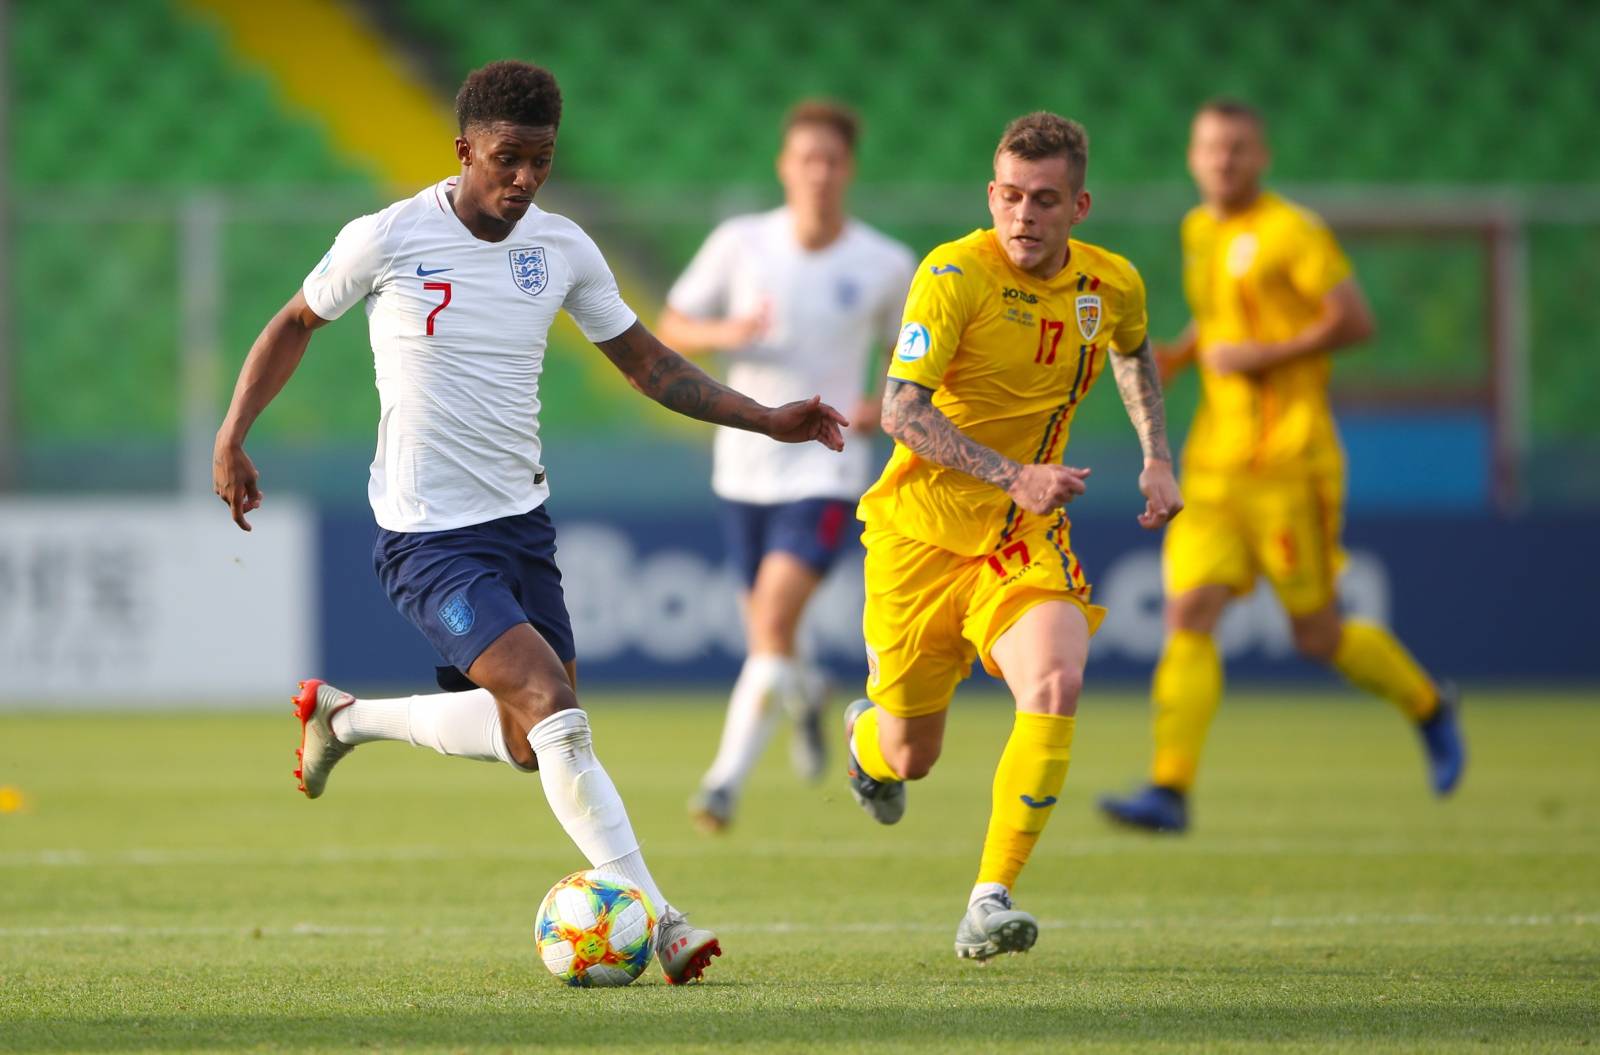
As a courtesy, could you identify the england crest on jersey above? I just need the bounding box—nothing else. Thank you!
[1075,294,1102,341]
[509,246,548,296]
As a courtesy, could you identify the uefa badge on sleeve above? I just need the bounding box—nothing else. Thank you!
[895,322,931,363]
[509,247,549,296]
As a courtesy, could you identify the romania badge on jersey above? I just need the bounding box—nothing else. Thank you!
[509,246,549,296]
[1075,294,1102,341]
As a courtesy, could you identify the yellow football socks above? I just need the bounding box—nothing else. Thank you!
[850,705,901,783]
[1150,630,1223,791]
[976,712,1076,889]
[1332,619,1439,721]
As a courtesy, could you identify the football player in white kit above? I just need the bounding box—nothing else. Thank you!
[211,62,848,985]
[658,101,914,832]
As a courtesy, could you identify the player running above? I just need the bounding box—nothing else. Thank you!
[1098,100,1466,834]
[658,100,914,832]
[211,61,848,985]
[843,113,1183,960]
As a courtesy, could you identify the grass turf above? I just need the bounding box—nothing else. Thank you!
[1,689,1596,1053]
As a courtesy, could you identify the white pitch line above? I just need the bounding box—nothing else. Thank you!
[0,913,1594,941]
[2,836,1596,869]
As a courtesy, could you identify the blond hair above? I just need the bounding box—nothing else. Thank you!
[995,112,1089,188]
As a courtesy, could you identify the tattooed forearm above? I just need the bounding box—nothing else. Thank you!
[1110,338,1173,463]
[599,322,767,431]
[645,354,766,430]
[881,379,1021,490]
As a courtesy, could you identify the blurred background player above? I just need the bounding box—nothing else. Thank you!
[659,101,914,832]
[844,113,1183,960]
[1098,100,1467,834]
[211,61,850,984]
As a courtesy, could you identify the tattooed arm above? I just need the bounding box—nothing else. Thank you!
[594,320,847,449]
[1109,338,1184,528]
[881,379,1089,515]
[1110,337,1173,464]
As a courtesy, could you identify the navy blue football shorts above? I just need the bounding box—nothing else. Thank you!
[719,496,858,589]
[373,504,576,689]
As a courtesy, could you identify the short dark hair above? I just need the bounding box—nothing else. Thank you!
[995,112,1089,188]
[1196,97,1266,130]
[455,61,562,134]
[783,99,860,153]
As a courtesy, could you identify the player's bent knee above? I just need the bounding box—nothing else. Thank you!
[1167,587,1229,635]
[886,741,941,781]
[1293,623,1340,663]
[746,610,801,655]
[506,679,580,726]
[1021,667,1083,716]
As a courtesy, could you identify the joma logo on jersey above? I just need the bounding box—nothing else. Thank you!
[508,246,548,296]
[1002,287,1038,304]
[1075,294,1102,341]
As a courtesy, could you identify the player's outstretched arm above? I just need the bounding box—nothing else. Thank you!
[881,379,1089,516]
[213,291,329,531]
[595,320,847,449]
[655,304,770,356]
[1109,339,1183,530]
[1154,321,1199,383]
[1203,279,1376,375]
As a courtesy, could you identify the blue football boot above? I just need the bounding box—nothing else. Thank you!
[1418,681,1466,796]
[1098,784,1189,833]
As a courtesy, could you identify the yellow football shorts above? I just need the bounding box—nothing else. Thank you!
[861,516,1106,719]
[1163,468,1346,616]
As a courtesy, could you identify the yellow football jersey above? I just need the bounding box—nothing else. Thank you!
[857,228,1147,557]
[1182,191,1352,475]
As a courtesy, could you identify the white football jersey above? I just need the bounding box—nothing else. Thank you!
[667,207,915,504]
[303,178,637,532]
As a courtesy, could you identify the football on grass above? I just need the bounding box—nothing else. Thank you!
[534,870,657,987]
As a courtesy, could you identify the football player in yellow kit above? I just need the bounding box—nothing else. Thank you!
[843,112,1184,960]
[1098,100,1466,834]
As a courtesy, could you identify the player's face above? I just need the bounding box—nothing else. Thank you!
[1188,112,1268,209]
[988,154,1091,279]
[777,123,854,218]
[455,122,557,224]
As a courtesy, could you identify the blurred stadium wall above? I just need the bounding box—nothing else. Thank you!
[4,0,1597,701]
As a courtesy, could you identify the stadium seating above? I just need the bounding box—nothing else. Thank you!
[10,0,1597,498]
[13,0,372,468]
[392,0,1596,185]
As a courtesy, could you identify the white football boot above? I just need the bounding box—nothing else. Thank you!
[954,890,1038,961]
[655,909,721,984]
[292,679,355,799]
[843,698,906,824]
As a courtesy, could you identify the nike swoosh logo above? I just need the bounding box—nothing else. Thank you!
[930,264,963,275]
[416,265,453,277]
[1019,794,1058,809]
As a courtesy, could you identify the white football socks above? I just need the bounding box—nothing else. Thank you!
[331,689,515,766]
[700,653,801,791]
[526,708,672,916]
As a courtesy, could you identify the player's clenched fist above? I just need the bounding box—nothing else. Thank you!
[1007,463,1091,515]
[1136,458,1183,530]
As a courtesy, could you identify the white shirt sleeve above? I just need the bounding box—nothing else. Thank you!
[302,214,385,322]
[665,220,739,319]
[562,230,638,343]
[879,244,918,347]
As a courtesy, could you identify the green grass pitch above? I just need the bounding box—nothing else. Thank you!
[2,689,1596,1053]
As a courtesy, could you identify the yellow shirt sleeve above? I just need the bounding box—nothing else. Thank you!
[1110,262,1149,355]
[1285,215,1353,302]
[887,251,979,389]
